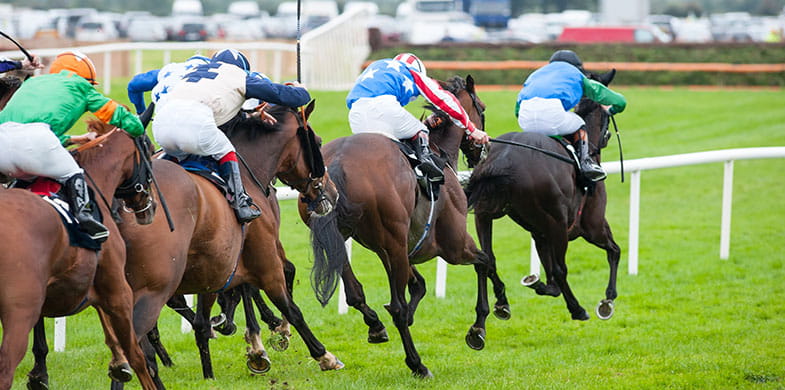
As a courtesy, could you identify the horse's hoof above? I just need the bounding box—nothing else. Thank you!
[214,320,237,336]
[465,326,486,350]
[367,327,389,344]
[268,332,290,352]
[412,367,433,379]
[571,308,590,321]
[520,274,539,287]
[493,304,511,320]
[596,299,615,320]
[26,377,49,390]
[210,313,226,328]
[318,352,345,370]
[246,351,271,374]
[108,362,133,383]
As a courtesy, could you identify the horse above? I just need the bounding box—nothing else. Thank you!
[0,77,21,111]
[465,69,621,326]
[97,100,340,388]
[302,75,489,378]
[0,124,158,390]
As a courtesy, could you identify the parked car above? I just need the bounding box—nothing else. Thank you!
[169,19,209,41]
[127,17,167,42]
[74,17,119,41]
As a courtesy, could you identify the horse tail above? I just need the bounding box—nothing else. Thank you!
[465,163,512,212]
[309,163,351,307]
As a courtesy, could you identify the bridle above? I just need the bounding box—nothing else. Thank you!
[275,107,329,210]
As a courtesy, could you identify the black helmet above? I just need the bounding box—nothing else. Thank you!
[549,50,583,70]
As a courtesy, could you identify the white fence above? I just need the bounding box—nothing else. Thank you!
[0,7,370,91]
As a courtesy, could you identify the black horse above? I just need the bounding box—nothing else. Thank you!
[465,69,621,326]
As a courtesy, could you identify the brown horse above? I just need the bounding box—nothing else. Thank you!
[465,70,621,326]
[0,125,157,390]
[0,77,21,111]
[99,101,341,387]
[302,76,489,378]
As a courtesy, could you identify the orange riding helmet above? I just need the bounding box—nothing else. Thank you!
[49,50,98,85]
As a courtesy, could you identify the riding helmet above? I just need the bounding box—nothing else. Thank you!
[549,49,584,72]
[394,52,426,76]
[49,50,98,85]
[211,49,251,71]
[187,54,211,64]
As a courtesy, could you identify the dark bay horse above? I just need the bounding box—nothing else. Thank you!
[103,101,341,387]
[302,76,489,378]
[465,70,621,326]
[0,126,157,390]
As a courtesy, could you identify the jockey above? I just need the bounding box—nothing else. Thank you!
[152,48,310,224]
[515,49,627,182]
[0,54,42,73]
[0,50,144,242]
[127,54,211,115]
[346,52,489,182]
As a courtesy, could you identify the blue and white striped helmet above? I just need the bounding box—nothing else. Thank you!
[211,49,250,71]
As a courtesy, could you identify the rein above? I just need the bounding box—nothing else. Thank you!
[489,138,574,164]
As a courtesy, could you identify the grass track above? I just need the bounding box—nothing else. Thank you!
[5,82,785,389]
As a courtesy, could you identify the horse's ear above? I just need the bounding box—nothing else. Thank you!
[465,74,475,92]
[304,99,316,120]
[599,69,616,86]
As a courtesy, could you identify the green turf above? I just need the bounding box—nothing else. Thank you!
[6,82,785,389]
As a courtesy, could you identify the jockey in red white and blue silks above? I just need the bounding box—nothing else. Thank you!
[346,55,488,144]
[126,55,210,115]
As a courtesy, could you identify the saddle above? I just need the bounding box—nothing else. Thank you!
[393,140,445,201]
[550,136,596,194]
[159,154,230,197]
[9,178,103,250]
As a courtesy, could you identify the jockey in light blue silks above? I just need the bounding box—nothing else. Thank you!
[346,52,489,182]
[151,48,311,223]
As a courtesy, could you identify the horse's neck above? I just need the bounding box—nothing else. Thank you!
[432,126,462,166]
[76,140,129,203]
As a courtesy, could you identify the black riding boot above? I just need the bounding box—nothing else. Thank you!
[218,160,261,223]
[63,173,109,242]
[573,128,606,182]
[412,131,444,182]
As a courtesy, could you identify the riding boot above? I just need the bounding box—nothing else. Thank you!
[412,131,444,182]
[63,173,109,242]
[572,128,606,182]
[218,160,261,223]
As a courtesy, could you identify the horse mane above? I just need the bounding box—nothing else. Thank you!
[84,117,116,136]
[574,97,598,118]
[222,104,290,140]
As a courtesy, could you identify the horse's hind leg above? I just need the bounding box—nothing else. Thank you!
[406,266,426,326]
[193,294,218,379]
[475,214,510,320]
[342,263,388,343]
[538,233,589,321]
[27,318,49,390]
[239,285,271,374]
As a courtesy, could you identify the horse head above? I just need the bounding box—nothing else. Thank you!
[81,119,156,225]
[575,69,615,158]
[428,75,487,168]
[228,101,338,217]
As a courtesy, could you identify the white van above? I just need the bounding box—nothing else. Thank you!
[172,0,203,17]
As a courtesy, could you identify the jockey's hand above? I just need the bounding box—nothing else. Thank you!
[69,132,97,145]
[601,104,613,115]
[468,128,490,145]
[253,102,278,126]
[21,55,43,70]
[284,81,307,89]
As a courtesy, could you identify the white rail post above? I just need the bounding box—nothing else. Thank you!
[134,48,143,76]
[720,160,734,259]
[103,51,111,95]
[338,239,352,314]
[435,257,447,298]
[54,317,66,352]
[530,238,540,275]
[163,50,171,68]
[628,170,641,275]
[181,294,193,333]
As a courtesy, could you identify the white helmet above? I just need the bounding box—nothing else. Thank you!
[394,53,426,76]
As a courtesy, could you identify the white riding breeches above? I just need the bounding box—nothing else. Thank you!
[0,121,82,182]
[349,95,427,140]
[517,97,585,136]
[153,99,235,161]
